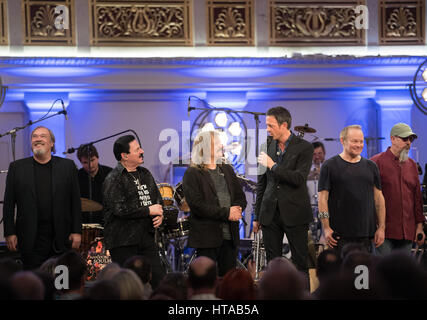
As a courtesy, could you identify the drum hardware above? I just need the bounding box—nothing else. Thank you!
[174,181,190,212]
[236,174,256,193]
[294,123,316,138]
[241,230,267,281]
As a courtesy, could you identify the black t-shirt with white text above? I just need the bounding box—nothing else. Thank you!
[318,155,381,238]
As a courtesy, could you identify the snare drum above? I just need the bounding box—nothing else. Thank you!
[81,224,103,253]
[157,183,175,206]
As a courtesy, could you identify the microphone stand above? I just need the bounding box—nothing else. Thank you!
[65,129,142,210]
[0,109,67,162]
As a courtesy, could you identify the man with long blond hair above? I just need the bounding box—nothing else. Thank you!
[183,130,247,276]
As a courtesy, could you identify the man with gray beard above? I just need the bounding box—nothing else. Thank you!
[371,123,425,255]
[3,126,82,270]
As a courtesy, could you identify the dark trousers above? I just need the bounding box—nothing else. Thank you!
[21,224,59,270]
[196,239,237,277]
[109,232,166,290]
[262,210,309,275]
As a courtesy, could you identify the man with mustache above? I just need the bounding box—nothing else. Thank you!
[371,123,425,254]
[3,126,82,270]
[318,125,386,256]
[102,135,165,289]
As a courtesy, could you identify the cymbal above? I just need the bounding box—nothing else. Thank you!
[81,198,103,212]
[294,123,316,134]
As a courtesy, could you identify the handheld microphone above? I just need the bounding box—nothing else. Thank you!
[187,97,191,117]
[417,233,423,241]
[61,99,68,120]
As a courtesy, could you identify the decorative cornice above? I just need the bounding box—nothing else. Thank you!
[0,55,426,67]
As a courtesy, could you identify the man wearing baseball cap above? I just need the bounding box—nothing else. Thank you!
[371,123,425,254]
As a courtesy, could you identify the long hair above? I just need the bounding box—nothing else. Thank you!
[190,130,224,170]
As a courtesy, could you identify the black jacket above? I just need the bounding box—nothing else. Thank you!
[183,164,247,248]
[102,162,163,250]
[3,156,82,254]
[255,136,313,227]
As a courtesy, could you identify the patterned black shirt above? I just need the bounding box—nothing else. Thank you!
[102,162,163,250]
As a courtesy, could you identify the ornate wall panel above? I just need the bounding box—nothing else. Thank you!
[0,0,7,45]
[206,0,254,46]
[90,0,193,46]
[22,0,75,45]
[379,0,425,45]
[269,0,366,46]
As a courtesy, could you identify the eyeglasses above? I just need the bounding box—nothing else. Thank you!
[397,136,415,142]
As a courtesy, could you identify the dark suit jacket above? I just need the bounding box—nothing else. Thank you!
[255,135,313,227]
[3,156,82,254]
[183,164,247,249]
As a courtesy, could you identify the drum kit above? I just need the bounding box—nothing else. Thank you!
[155,181,195,273]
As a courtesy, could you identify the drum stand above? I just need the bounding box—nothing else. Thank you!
[155,230,173,273]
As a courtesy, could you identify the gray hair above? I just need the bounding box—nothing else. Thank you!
[340,125,362,141]
[31,126,56,154]
[190,130,222,169]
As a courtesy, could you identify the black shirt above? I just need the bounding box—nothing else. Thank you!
[318,155,381,238]
[78,164,112,204]
[33,158,53,225]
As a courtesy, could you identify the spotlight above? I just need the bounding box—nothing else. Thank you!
[218,131,228,146]
[228,122,242,137]
[423,88,427,101]
[201,122,215,132]
[214,112,228,127]
[423,69,427,82]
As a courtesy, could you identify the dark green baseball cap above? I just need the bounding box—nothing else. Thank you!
[390,123,417,139]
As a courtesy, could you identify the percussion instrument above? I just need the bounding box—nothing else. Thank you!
[157,183,175,206]
[81,224,103,253]
[81,198,103,212]
[85,237,112,281]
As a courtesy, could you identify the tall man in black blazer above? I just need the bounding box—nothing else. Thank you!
[254,107,313,276]
[3,126,82,270]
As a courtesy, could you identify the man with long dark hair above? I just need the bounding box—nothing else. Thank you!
[102,135,165,288]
